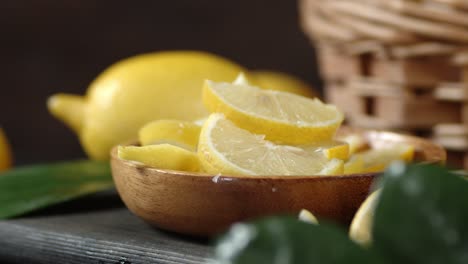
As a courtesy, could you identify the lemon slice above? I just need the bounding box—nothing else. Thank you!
[193,117,208,126]
[139,120,201,151]
[349,190,381,246]
[198,113,343,176]
[0,128,12,172]
[337,134,368,155]
[302,141,349,160]
[202,75,344,145]
[118,144,200,172]
[298,209,319,224]
[344,155,365,174]
[359,145,414,173]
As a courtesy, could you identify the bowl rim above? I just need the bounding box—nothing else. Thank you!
[110,127,446,181]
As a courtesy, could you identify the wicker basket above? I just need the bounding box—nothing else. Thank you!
[300,0,468,169]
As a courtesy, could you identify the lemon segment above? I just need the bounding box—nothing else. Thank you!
[359,145,415,173]
[302,141,349,161]
[323,142,349,160]
[251,70,318,98]
[139,120,201,151]
[365,164,387,173]
[298,209,319,224]
[118,144,200,172]
[349,190,381,246]
[193,117,208,126]
[0,128,12,172]
[336,134,368,155]
[344,155,365,174]
[197,113,344,176]
[202,77,344,145]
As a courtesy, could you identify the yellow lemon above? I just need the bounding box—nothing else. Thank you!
[344,155,365,174]
[302,141,349,161]
[251,70,318,98]
[349,190,381,246]
[197,113,343,176]
[139,120,201,151]
[202,75,344,145]
[336,134,368,155]
[298,209,319,224]
[0,128,12,172]
[48,51,247,160]
[118,144,200,172]
[359,145,414,173]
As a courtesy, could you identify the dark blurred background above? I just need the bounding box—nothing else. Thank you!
[0,0,320,164]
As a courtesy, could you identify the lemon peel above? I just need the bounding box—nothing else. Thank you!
[118,144,200,172]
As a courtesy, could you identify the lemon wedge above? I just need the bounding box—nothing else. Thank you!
[298,209,319,224]
[359,145,414,173]
[349,190,381,246]
[197,113,343,176]
[337,134,368,155]
[302,141,349,161]
[139,120,201,151]
[344,155,365,174]
[202,75,344,145]
[118,144,200,172]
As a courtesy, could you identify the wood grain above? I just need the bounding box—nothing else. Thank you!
[0,191,211,264]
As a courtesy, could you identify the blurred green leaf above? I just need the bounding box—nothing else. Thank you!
[0,160,113,219]
[213,163,468,264]
[214,217,381,264]
[373,163,468,264]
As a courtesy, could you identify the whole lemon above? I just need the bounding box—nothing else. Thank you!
[48,51,246,160]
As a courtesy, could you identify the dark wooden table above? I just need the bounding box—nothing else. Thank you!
[0,191,213,264]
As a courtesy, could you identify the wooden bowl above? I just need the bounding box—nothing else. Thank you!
[111,127,445,237]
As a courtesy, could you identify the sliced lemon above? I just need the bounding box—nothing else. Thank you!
[298,209,319,224]
[344,155,365,174]
[336,134,368,155]
[118,144,200,172]
[0,128,12,172]
[202,75,344,145]
[359,145,414,173]
[198,113,343,176]
[193,117,208,126]
[138,120,201,151]
[349,190,381,246]
[302,141,349,161]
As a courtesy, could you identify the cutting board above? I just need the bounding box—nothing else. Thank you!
[0,190,212,264]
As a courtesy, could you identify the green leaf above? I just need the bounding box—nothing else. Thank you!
[373,163,468,264]
[0,160,114,219]
[214,217,381,264]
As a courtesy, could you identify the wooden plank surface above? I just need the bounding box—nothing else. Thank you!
[0,191,212,264]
